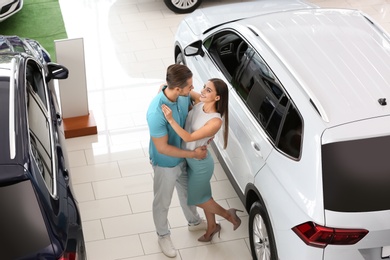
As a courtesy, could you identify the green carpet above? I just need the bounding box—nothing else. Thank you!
[0,0,67,61]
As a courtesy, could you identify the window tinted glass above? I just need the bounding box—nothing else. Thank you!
[234,46,287,139]
[322,136,390,212]
[27,83,54,193]
[26,61,47,109]
[206,30,303,158]
[207,31,244,80]
[277,104,302,158]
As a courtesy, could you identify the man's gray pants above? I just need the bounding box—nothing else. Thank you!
[152,161,201,237]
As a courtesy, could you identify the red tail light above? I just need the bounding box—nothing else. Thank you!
[292,221,368,248]
[59,252,76,260]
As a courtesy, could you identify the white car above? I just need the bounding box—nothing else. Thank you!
[174,1,390,259]
[0,0,23,22]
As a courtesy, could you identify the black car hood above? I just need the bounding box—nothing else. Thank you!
[0,164,27,185]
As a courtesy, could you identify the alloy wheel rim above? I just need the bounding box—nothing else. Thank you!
[253,214,271,260]
[171,0,197,9]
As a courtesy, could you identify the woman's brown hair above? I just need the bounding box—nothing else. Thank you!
[210,78,229,149]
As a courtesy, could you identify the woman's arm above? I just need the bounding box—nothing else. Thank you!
[190,90,201,105]
[162,104,222,142]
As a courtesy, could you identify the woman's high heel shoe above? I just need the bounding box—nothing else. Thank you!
[228,208,243,230]
[198,224,221,242]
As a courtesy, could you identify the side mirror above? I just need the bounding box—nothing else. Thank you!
[46,62,69,81]
[184,40,204,57]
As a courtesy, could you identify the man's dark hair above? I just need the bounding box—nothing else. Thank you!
[166,64,193,89]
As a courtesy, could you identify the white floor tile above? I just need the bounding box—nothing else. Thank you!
[179,239,252,260]
[73,183,95,202]
[79,196,132,221]
[70,162,121,184]
[102,211,155,238]
[65,134,107,151]
[92,174,153,199]
[86,235,144,260]
[122,253,182,260]
[128,192,154,213]
[210,180,240,201]
[82,220,105,242]
[67,150,87,167]
[118,157,153,177]
[84,143,145,165]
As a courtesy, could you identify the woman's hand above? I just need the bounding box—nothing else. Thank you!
[161,104,173,123]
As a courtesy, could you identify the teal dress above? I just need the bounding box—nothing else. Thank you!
[182,102,221,205]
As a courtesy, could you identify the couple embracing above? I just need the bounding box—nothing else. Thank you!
[146,64,242,258]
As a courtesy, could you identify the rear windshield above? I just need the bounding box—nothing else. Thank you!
[0,180,51,258]
[322,135,390,212]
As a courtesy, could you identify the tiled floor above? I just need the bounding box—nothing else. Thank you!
[57,0,390,259]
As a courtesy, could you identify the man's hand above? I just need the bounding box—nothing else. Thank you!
[194,145,207,160]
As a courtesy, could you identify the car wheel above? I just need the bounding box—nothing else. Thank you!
[175,52,186,65]
[163,0,202,14]
[249,201,278,260]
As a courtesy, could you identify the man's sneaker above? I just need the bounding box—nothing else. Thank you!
[188,219,207,231]
[158,235,177,258]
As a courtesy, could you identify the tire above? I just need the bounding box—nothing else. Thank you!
[163,0,203,14]
[175,52,186,65]
[249,201,278,260]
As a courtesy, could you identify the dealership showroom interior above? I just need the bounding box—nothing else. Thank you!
[2,0,390,259]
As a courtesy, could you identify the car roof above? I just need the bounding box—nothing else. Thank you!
[242,8,390,125]
[0,35,50,169]
[0,54,26,169]
[184,0,317,36]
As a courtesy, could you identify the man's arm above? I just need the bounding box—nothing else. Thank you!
[152,135,207,159]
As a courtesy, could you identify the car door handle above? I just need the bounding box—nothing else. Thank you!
[252,142,263,158]
[251,142,260,151]
[251,141,263,156]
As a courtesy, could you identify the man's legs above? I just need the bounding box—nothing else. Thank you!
[153,164,184,258]
[152,164,179,236]
[176,161,202,225]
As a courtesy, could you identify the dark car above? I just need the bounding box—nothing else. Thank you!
[0,35,86,260]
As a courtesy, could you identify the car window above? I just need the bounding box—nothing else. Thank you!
[27,80,54,193]
[26,61,47,109]
[206,31,303,158]
[206,31,244,81]
[278,104,302,158]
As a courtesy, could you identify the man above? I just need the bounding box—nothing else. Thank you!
[147,64,207,258]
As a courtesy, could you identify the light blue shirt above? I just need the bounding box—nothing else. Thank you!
[147,86,191,167]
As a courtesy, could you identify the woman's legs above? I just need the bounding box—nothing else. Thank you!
[197,198,242,237]
[203,209,217,238]
[186,153,242,240]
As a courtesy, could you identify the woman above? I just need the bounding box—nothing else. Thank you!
[161,78,242,242]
